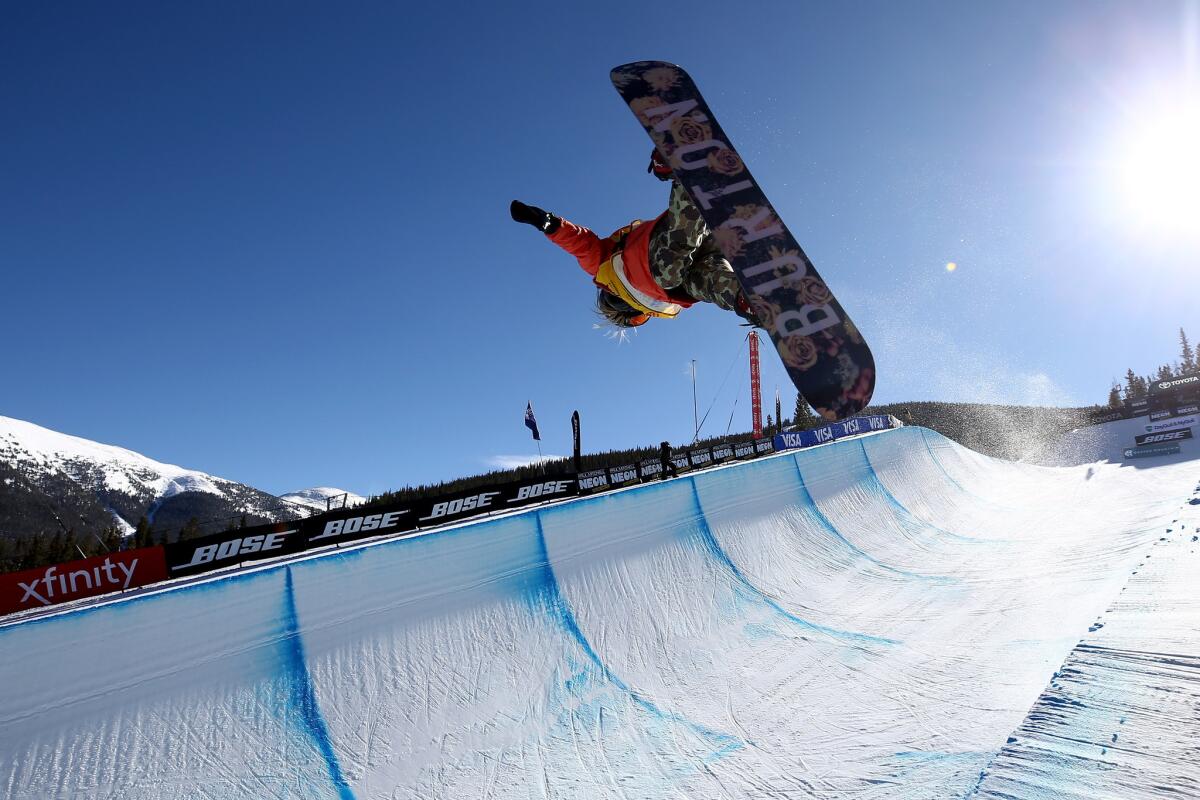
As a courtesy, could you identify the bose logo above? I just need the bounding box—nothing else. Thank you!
[311,511,409,543]
[181,531,296,568]
[420,492,500,522]
[1135,429,1193,446]
[512,480,571,502]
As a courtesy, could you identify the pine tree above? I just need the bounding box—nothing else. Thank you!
[1156,364,1174,382]
[1181,328,1196,374]
[1107,382,1122,408]
[133,517,152,549]
[792,394,819,430]
[1124,368,1145,401]
[178,518,202,542]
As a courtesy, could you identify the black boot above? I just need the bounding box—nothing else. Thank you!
[510,200,560,234]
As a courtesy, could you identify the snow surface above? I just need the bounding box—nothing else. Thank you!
[0,426,1196,798]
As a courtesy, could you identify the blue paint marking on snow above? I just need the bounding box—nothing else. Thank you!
[916,427,1020,513]
[281,567,356,800]
[917,426,971,495]
[857,440,979,543]
[687,478,899,646]
[788,454,942,582]
[531,512,743,757]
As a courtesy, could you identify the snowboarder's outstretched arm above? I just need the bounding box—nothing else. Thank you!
[510,200,610,276]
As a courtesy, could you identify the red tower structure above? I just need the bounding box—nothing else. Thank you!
[749,331,762,438]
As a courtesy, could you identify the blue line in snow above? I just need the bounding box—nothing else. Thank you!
[687,478,898,646]
[788,456,936,582]
[857,440,977,543]
[531,512,742,753]
[282,568,356,800]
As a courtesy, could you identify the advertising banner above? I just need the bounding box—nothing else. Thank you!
[754,438,774,454]
[671,453,691,472]
[734,441,756,458]
[303,505,417,549]
[410,476,579,526]
[166,522,304,577]
[608,464,639,486]
[774,414,897,451]
[689,448,714,468]
[1134,428,1193,447]
[1091,409,1128,425]
[572,411,582,472]
[711,444,734,462]
[1143,415,1198,434]
[0,547,168,616]
[1124,444,1181,459]
[638,458,663,479]
[578,469,609,493]
[1150,373,1199,395]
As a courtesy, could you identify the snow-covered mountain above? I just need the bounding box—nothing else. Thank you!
[278,487,366,513]
[0,415,359,540]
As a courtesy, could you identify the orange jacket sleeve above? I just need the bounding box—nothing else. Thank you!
[546,218,612,277]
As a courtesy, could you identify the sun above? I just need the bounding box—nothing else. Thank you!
[1111,102,1200,241]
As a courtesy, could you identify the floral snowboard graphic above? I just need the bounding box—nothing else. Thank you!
[611,61,875,420]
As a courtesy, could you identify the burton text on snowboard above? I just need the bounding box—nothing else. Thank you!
[611,61,875,420]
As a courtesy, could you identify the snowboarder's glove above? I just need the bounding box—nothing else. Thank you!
[735,292,766,329]
[648,148,673,181]
[510,200,560,234]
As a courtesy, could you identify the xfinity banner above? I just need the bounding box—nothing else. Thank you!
[0,547,168,616]
[166,522,303,577]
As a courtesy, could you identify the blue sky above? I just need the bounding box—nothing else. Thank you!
[3,1,1198,497]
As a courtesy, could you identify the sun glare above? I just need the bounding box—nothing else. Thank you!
[1112,103,1200,240]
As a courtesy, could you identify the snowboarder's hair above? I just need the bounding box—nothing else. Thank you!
[594,289,645,328]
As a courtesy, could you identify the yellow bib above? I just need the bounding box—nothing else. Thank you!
[593,222,683,319]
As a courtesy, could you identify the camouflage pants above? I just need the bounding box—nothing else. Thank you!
[649,181,742,311]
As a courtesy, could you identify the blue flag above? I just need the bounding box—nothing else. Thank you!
[524,402,541,441]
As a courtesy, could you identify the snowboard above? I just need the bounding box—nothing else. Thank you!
[611,61,875,420]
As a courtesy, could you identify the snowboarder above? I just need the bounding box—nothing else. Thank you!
[510,150,761,329]
[658,440,680,480]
